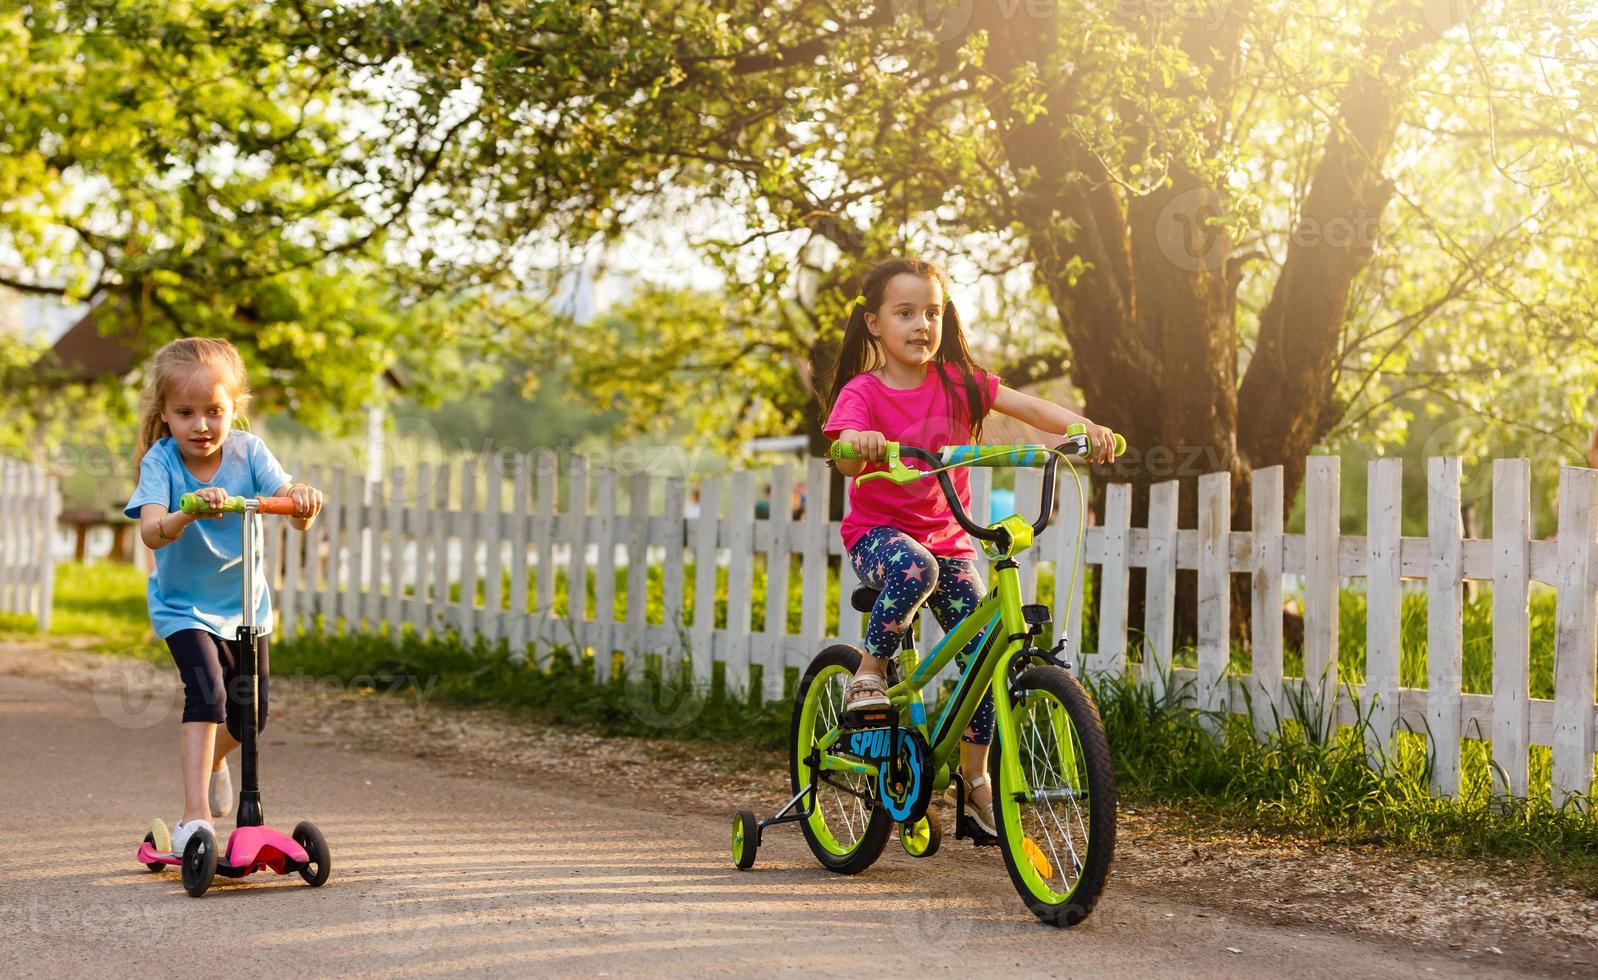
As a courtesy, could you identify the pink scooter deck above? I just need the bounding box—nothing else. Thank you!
[137,826,309,875]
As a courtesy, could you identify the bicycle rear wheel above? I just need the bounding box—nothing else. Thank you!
[790,645,891,874]
[991,665,1116,926]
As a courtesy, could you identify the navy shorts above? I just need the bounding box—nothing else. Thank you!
[164,628,269,742]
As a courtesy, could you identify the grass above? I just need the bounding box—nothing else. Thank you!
[1092,668,1598,893]
[0,561,157,652]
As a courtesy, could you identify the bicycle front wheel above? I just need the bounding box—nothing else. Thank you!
[790,645,891,874]
[991,665,1116,926]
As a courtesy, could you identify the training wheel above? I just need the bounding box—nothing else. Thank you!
[181,827,218,898]
[900,809,942,858]
[732,810,759,870]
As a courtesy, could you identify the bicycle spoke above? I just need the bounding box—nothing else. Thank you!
[1012,694,1093,898]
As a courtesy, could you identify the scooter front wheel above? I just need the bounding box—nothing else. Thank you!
[181,828,218,897]
[292,821,331,887]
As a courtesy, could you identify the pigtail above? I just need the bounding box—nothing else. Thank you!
[822,298,880,416]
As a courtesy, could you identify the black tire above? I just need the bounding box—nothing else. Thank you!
[292,821,331,887]
[990,665,1115,927]
[732,810,759,870]
[900,808,942,859]
[141,833,166,873]
[181,828,218,898]
[790,644,891,875]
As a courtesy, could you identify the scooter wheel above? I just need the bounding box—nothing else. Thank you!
[732,810,759,870]
[141,832,166,873]
[181,828,218,897]
[292,821,331,887]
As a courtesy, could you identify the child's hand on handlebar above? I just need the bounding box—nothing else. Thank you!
[1081,421,1119,465]
[845,429,889,463]
[191,486,228,517]
[286,482,323,520]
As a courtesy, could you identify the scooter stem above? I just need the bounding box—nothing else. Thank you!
[235,501,264,828]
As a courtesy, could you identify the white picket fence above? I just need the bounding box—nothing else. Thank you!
[266,452,1598,804]
[0,458,61,632]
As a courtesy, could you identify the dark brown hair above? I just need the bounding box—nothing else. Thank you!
[822,257,992,441]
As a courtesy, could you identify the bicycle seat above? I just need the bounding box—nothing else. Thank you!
[850,585,880,613]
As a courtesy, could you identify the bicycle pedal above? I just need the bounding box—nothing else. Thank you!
[954,816,998,847]
[839,707,895,730]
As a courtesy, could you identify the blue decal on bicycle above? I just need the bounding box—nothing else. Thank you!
[876,731,924,823]
[910,702,926,726]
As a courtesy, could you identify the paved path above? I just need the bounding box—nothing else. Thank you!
[0,668,1575,978]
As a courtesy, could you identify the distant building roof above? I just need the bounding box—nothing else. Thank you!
[43,296,142,383]
[37,298,409,391]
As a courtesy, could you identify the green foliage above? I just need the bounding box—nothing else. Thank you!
[294,0,1598,462]
[0,2,531,437]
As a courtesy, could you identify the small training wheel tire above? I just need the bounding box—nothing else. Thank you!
[292,821,331,887]
[181,828,218,897]
[732,810,759,870]
[141,832,166,873]
[900,810,942,859]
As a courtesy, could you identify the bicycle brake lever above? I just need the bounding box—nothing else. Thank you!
[852,443,925,486]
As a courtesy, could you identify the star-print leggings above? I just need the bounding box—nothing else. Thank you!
[848,525,994,745]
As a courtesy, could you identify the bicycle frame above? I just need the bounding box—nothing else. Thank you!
[812,531,1059,797]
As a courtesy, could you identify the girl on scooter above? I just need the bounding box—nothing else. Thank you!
[124,338,323,856]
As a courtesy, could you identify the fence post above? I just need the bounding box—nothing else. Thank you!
[1097,483,1132,679]
[1428,456,1464,797]
[762,464,793,701]
[1197,471,1230,730]
[690,475,722,691]
[1145,479,1179,705]
[593,465,618,682]
[625,469,651,678]
[724,470,755,699]
[1249,466,1284,741]
[1365,457,1403,767]
[507,455,530,659]
[1304,456,1340,741]
[1551,466,1598,808]
[1491,458,1532,798]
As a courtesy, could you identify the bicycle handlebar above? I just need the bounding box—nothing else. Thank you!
[828,423,1126,544]
[179,493,299,516]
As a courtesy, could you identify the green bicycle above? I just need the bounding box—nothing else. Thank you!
[731,424,1123,927]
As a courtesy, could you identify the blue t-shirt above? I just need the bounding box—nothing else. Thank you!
[123,431,293,640]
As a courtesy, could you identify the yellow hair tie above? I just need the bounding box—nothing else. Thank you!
[853,294,867,307]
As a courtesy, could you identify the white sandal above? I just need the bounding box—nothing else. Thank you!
[844,672,890,711]
[944,772,997,838]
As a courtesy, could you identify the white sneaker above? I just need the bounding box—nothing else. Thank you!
[170,818,216,856]
[209,759,233,818]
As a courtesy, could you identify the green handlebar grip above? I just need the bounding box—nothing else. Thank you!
[180,492,246,515]
[829,440,860,461]
[1064,423,1127,457]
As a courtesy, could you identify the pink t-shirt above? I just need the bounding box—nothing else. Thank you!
[823,364,1000,559]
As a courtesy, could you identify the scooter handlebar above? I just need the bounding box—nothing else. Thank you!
[179,493,299,516]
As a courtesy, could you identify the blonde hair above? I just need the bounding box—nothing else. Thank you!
[134,338,254,465]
